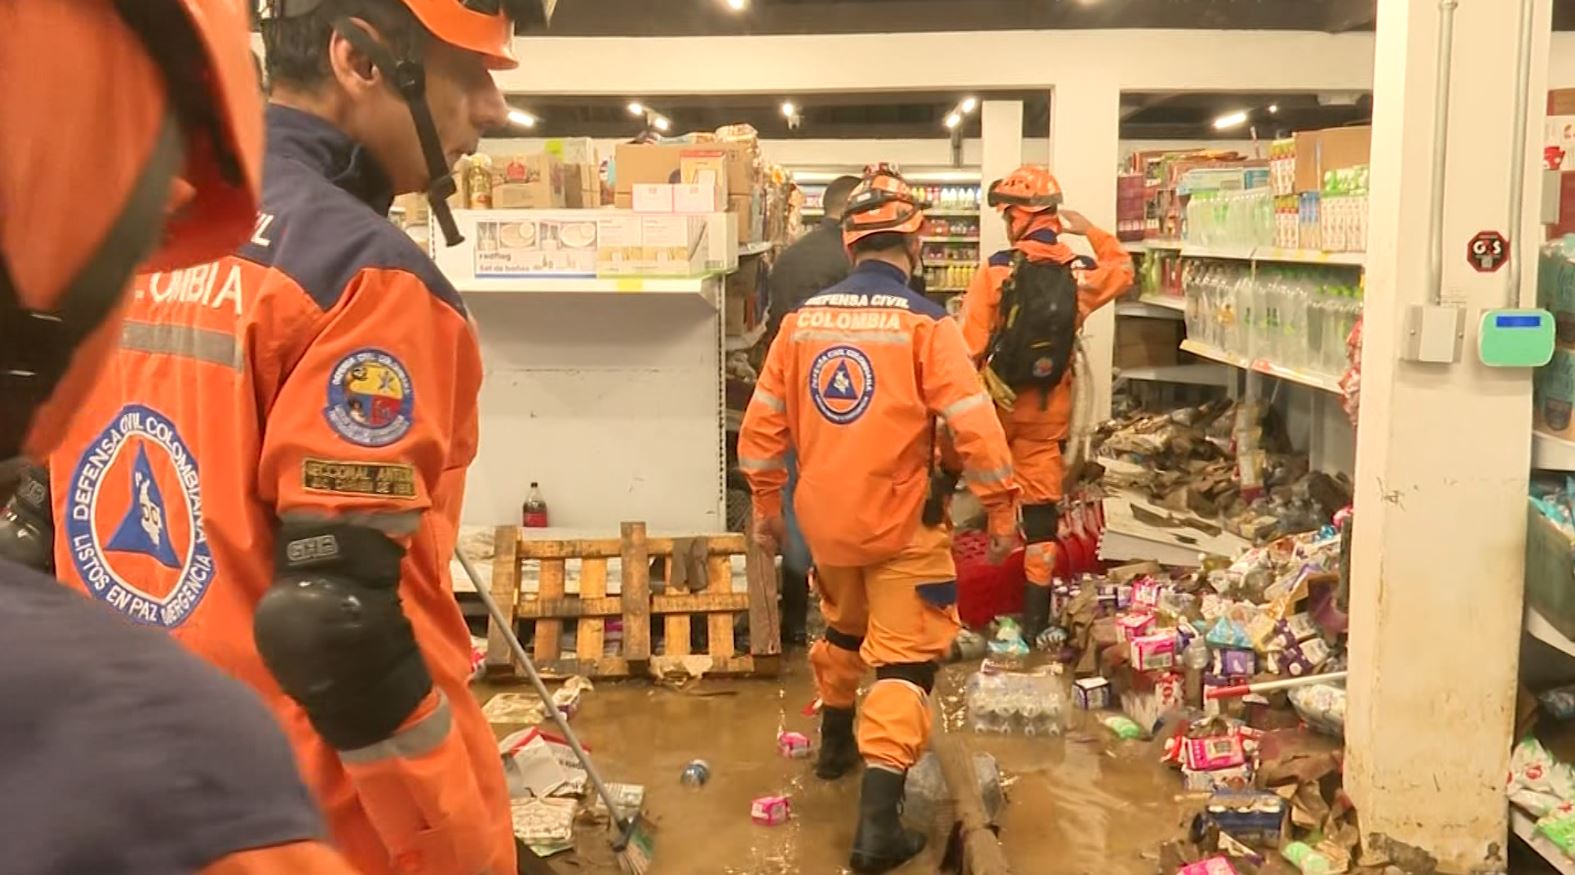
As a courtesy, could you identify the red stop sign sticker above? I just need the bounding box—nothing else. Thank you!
[1469,230,1509,273]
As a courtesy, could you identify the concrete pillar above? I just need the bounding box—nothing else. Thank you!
[1346,1,1552,870]
[979,99,1024,262]
[1051,80,1121,421]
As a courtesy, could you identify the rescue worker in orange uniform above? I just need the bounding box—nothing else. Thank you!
[961,166,1134,644]
[1,2,364,872]
[42,1,554,873]
[740,170,1020,874]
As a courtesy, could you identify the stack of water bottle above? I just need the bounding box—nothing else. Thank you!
[965,672,1066,736]
[1181,259,1363,376]
[1183,187,1275,249]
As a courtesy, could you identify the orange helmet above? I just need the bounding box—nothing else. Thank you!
[2,0,265,463]
[841,170,930,249]
[988,165,1064,214]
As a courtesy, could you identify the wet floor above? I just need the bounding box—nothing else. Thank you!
[483,657,1201,875]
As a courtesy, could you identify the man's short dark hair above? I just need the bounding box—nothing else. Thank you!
[822,176,862,220]
[849,232,910,257]
[262,0,423,91]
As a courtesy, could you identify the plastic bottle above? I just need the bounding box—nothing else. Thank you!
[1281,841,1333,875]
[1183,637,1210,708]
[1103,715,1143,740]
[680,759,711,788]
[522,482,549,528]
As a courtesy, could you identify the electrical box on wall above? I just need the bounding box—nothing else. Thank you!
[1478,308,1555,367]
[1402,305,1465,363]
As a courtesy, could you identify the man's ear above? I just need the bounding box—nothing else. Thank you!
[326,17,381,94]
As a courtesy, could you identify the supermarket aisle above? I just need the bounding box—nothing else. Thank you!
[483,663,1187,874]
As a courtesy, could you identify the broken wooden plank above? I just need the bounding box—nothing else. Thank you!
[576,557,608,663]
[515,592,749,619]
[621,522,651,661]
[485,525,521,673]
[516,534,746,560]
[533,558,567,664]
[746,528,781,658]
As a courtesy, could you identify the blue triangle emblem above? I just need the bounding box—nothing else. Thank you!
[105,444,181,569]
[824,361,859,400]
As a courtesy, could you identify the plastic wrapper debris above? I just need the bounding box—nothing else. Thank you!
[510,797,577,851]
[1509,737,1575,817]
[1104,715,1143,740]
[1541,803,1575,855]
[1177,857,1239,875]
[902,751,1004,829]
[986,617,1030,667]
[469,635,488,680]
[499,728,588,799]
[1288,683,1347,737]
[1206,618,1252,649]
[1541,684,1575,720]
[482,676,593,726]
[967,672,1066,735]
[587,783,646,823]
[750,795,791,826]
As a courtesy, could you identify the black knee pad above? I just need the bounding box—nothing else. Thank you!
[1022,503,1060,544]
[825,627,865,652]
[876,661,937,694]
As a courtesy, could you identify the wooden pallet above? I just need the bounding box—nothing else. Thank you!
[485,521,781,679]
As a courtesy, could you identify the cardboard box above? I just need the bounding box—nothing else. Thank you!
[1293,126,1371,193]
[1073,677,1112,711]
[681,149,731,200]
[542,137,597,165]
[632,184,675,213]
[468,211,600,277]
[1115,316,1183,368]
[594,215,645,275]
[491,152,563,209]
[1552,89,1575,116]
[675,183,724,213]
[560,163,601,209]
[641,215,709,276]
[731,193,765,243]
[615,141,760,195]
[492,181,559,209]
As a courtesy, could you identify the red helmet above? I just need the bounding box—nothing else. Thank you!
[988,165,1064,214]
[841,170,929,249]
[2,0,265,462]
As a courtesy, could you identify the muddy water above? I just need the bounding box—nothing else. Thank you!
[485,659,1198,875]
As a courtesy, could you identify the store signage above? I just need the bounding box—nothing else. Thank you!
[1469,230,1509,273]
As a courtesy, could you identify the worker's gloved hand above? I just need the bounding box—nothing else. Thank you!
[753,515,786,556]
[1058,209,1092,235]
[986,533,1017,565]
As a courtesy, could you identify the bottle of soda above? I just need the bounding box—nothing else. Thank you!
[521,482,549,528]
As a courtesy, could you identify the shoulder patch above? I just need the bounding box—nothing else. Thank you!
[323,349,415,447]
[302,458,417,499]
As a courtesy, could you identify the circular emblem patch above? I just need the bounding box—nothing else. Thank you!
[65,404,214,628]
[809,345,876,425]
[324,348,415,447]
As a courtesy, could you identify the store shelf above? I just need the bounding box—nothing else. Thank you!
[1144,239,1186,251]
[725,321,767,352]
[1179,339,1344,394]
[1512,807,1575,875]
[738,241,774,257]
[1117,298,1186,318]
[1532,432,1575,471]
[456,275,720,300]
[927,209,981,217]
[923,236,981,243]
[1526,605,1575,659]
[932,260,981,267]
[928,286,967,293]
[1173,243,1366,267]
[1117,363,1233,387]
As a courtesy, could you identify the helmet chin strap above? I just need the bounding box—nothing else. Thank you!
[330,18,465,247]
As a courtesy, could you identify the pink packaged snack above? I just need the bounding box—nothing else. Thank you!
[1184,735,1247,771]
[1177,855,1239,875]
[1130,632,1177,671]
[751,795,791,826]
[776,731,812,759]
[1118,613,1155,642]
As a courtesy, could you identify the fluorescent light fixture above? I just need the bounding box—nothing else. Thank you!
[1212,110,1249,130]
[507,109,537,128]
[944,112,962,129]
[725,0,746,9]
[1268,103,1280,115]
[961,97,978,114]
[781,101,797,118]
[653,115,671,132]
[627,101,645,116]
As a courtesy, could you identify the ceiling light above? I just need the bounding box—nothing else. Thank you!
[1212,110,1250,130]
[725,0,746,9]
[961,97,978,114]
[653,115,671,132]
[628,101,645,116]
[1268,103,1280,115]
[944,112,962,130]
[781,101,797,118]
[507,109,537,129]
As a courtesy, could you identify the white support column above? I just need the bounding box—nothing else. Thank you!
[979,100,1024,262]
[1051,80,1122,421]
[1347,1,1552,870]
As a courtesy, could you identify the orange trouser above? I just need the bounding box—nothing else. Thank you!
[1001,395,1064,589]
[809,524,961,772]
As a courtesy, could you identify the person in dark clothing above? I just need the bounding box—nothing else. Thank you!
[767,175,860,647]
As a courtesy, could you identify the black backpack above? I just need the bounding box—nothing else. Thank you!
[984,252,1080,391]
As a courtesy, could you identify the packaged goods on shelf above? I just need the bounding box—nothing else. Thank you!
[1536,242,1575,440]
[1116,173,1147,241]
[1181,260,1363,377]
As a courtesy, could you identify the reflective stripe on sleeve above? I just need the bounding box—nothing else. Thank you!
[339,691,453,765]
[963,464,1013,486]
[739,455,787,472]
[939,392,990,421]
[752,391,785,413]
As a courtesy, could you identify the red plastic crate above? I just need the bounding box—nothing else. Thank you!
[953,531,1025,630]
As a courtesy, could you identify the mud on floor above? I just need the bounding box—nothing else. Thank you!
[481,660,1199,875]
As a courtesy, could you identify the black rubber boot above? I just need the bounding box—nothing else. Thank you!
[1022,583,1053,647]
[815,706,861,780]
[781,567,809,647]
[850,767,926,873]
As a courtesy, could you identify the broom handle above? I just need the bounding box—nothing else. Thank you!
[455,548,631,831]
[1204,670,1348,701]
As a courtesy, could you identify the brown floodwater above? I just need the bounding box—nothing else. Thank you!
[483,658,1202,875]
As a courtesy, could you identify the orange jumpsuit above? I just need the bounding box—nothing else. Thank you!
[47,105,512,875]
[960,216,1133,587]
[739,259,1019,770]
